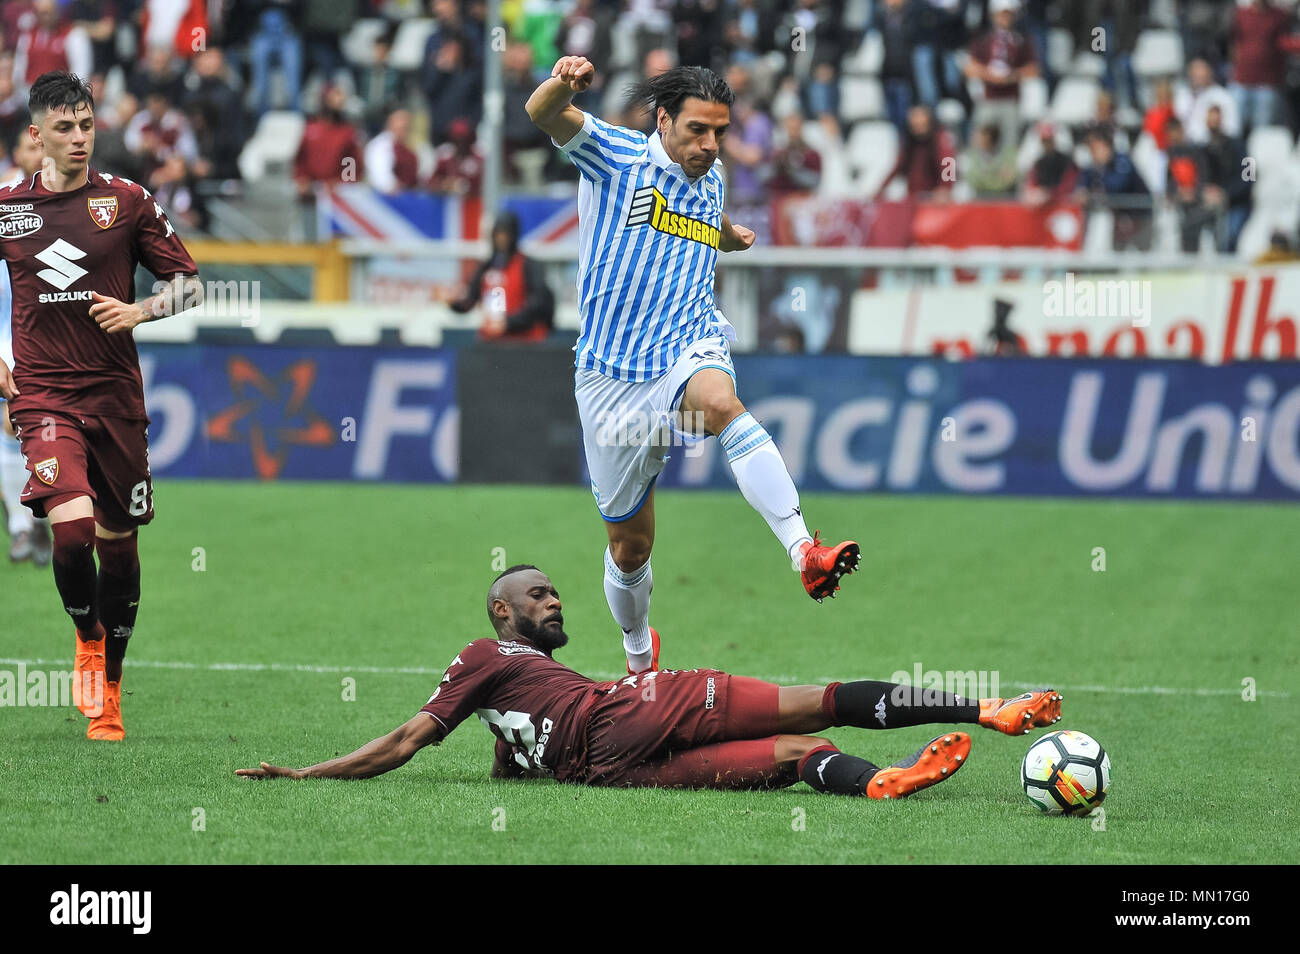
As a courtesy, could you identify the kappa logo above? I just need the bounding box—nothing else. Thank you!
[35,239,88,290]
[88,195,118,229]
[815,753,837,785]
[874,692,887,727]
[705,676,716,709]
[34,456,58,484]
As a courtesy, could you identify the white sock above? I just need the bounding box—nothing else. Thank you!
[720,413,812,567]
[0,433,33,536]
[603,547,653,665]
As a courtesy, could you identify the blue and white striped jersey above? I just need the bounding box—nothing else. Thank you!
[558,111,734,382]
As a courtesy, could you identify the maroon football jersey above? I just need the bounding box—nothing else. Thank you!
[420,637,616,781]
[0,165,198,419]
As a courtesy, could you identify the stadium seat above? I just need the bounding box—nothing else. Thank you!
[935,98,966,128]
[1020,76,1048,122]
[237,111,306,182]
[1247,126,1297,179]
[839,76,884,123]
[1047,28,1074,77]
[1132,29,1184,78]
[845,121,899,194]
[1069,52,1106,79]
[843,30,884,75]
[1050,76,1101,126]
[341,19,390,68]
[388,19,438,72]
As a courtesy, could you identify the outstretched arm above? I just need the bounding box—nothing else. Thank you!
[236,713,442,780]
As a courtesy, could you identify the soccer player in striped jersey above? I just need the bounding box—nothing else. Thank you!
[526,57,860,675]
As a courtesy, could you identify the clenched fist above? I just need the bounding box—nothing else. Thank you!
[552,56,595,93]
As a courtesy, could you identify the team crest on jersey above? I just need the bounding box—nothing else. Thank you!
[88,196,118,230]
[625,185,720,249]
[34,457,58,485]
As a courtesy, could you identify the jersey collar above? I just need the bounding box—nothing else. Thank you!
[648,130,704,186]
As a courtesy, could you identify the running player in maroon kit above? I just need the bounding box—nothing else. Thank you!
[0,71,202,740]
[238,565,1063,797]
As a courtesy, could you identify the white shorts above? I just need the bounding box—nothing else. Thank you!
[576,336,736,521]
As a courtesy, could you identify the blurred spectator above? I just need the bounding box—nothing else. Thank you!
[914,0,973,112]
[765,113,822,196]
[128,86,207,228]
[128,43,185,103]
[964,123,1018,199]
[802,61,840,137]
[1230,0,1300,134]
[1,127,45,182]
[558,0,599,58]
[1201,105,1252,253]
[92,91,145,180]
[67,1,117,76]
[1177,0,1234,70]
[987,298,1024,356]
[428,117,484,195]
[1143,78,1177,151]
[421,31,481,144]
[1077,131,1152,251]
[365,107,420,194]
[421,0,484,78]
[301,0,357,86]
[1022,122,1078,207]
[1164,116,1213,252]
[1079,0,1140,112]
[1254,230,1300,265]
[358,28,402,137]
[613,47,676,132]
[722,64,772,206]
[448,211,555,342]
[674,0,723,68]
[181,47,247,181]
[293,84,363,200]
[13,0,92,91]
[1175,56,1240,144]
[517,0,567,69]
[139,0,207,62]
[964,0,1038,150]
[877,104,956,199]
[1081,90,1121,149]
[0,53,27,154]
[503,42,549,173]
[721,0,778,66]
[878,0,921,134]
[248,1,303,116]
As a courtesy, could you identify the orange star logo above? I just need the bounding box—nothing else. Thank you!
[206,357,335,479]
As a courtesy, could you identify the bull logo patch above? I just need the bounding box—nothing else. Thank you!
[88,196,118,230]
[35,457,58,484]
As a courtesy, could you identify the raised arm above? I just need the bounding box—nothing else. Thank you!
[236,713,442,781]
[525,55,595,146]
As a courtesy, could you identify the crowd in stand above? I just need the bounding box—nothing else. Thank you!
[1,1,1298,254]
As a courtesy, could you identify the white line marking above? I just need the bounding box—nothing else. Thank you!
[0,658,1288,697]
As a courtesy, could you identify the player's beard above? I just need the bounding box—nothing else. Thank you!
[515,611,568,653]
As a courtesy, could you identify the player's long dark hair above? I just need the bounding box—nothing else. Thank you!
[625,66,734,120]
[28,71,94,122]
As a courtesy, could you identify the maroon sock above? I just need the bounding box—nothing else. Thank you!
[97,533,141,680]
[51,518,100,638]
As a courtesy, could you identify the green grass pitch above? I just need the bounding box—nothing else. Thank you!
[1,481,1296,864]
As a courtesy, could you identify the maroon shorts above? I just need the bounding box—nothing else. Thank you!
[10,409,154,531]
[582,669,792,789]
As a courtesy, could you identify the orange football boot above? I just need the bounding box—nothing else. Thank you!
[866,732,971,799]
[979,689,1063,735]
[626,627,661,675]
[72,629,106,718]
[87,681,125,741]
[798,531,860,603]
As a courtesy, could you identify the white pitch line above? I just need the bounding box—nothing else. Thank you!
[0,657,1289,698]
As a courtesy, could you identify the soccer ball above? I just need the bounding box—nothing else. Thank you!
[1021,730,1110,816]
